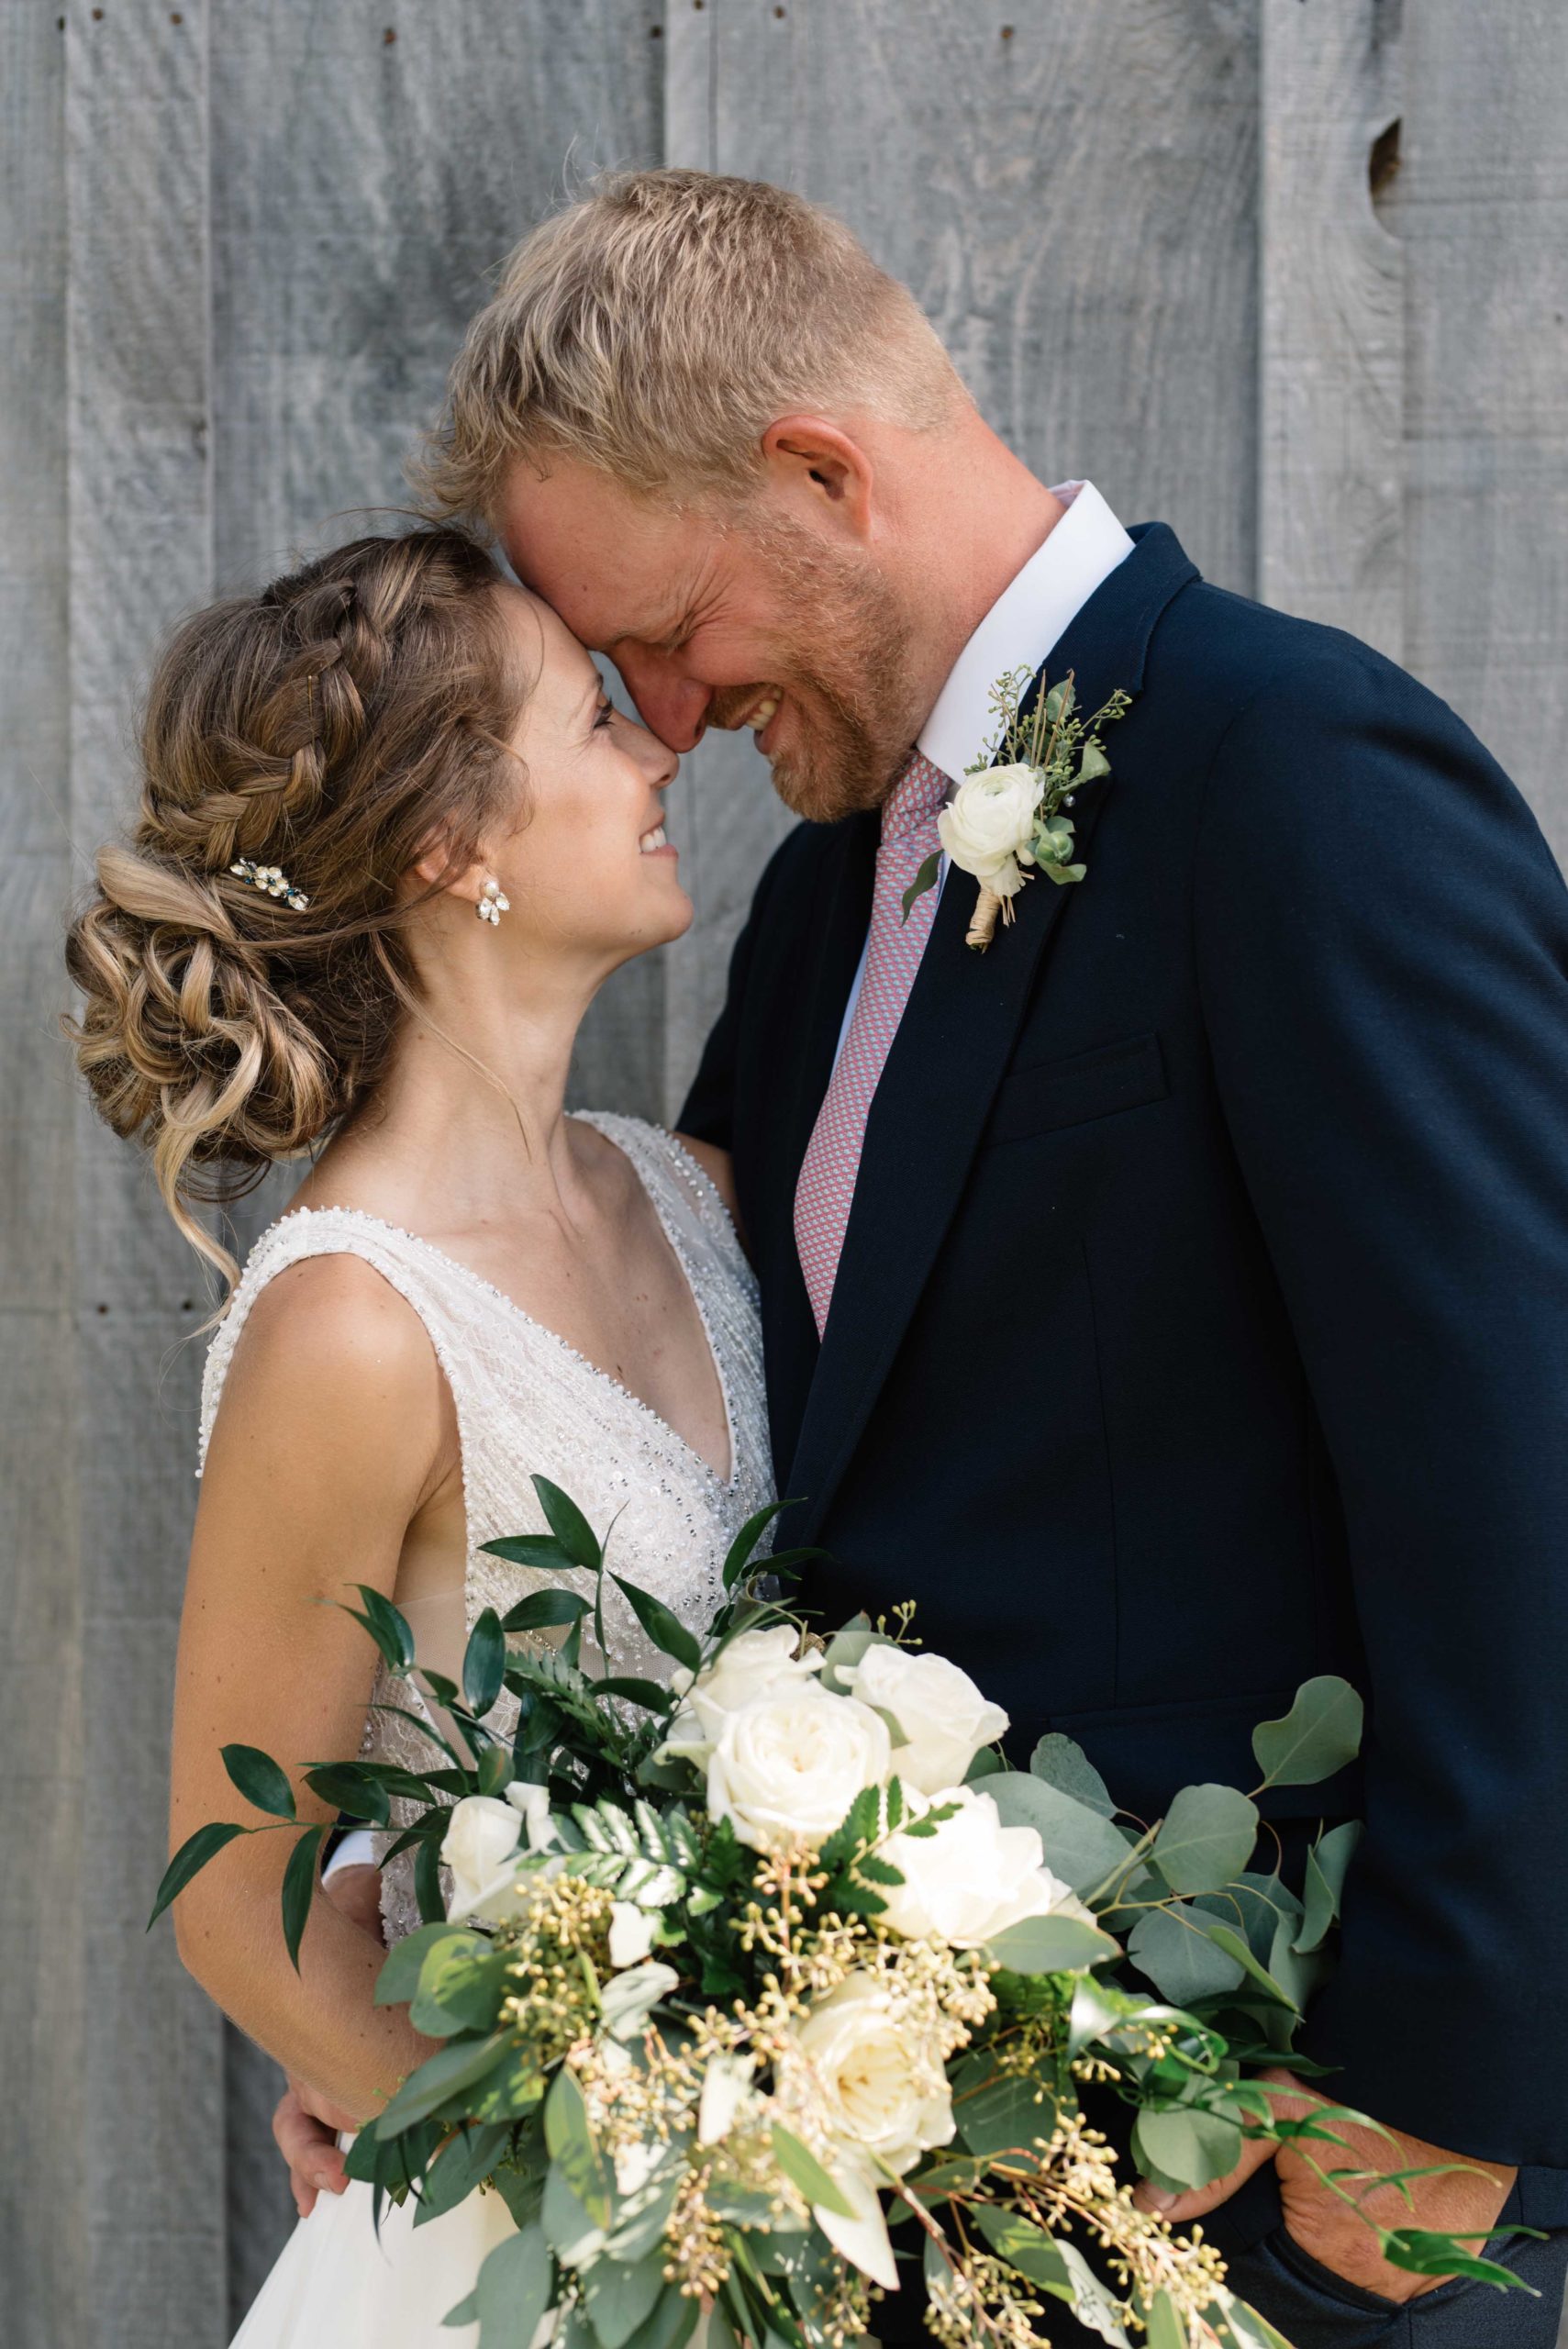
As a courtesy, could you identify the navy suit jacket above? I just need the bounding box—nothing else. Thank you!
[680,522,1568,2191]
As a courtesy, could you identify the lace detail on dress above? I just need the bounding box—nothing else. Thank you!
[197,1113,773,1946]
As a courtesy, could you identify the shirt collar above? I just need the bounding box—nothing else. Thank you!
[916,480,1135,782]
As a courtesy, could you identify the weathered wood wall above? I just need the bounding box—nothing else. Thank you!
[4,3,1564,2342]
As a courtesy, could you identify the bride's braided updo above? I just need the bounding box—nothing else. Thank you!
[66,527,525,1284]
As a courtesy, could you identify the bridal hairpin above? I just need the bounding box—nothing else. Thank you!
[229,857,310,911]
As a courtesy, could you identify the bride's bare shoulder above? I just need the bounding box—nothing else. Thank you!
[208,1249,450,1492]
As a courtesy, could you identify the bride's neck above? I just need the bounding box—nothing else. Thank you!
[317,968,596,1232]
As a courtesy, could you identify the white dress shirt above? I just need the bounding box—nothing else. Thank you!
[832,480,1134,1067]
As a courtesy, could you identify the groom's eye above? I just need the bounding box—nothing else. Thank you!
[593,698,615,730]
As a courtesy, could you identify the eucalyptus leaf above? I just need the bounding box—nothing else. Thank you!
[1029,1733,1114,1817]
[987,1772,1133,1898]
[1055,2240,1131,2345]
[620,2287,700,2349]
[410,1932,510,2037]
[971,2205,1070,2290]
[1195,1920,1300,2012]
[375,1921,463,2007]
[1145,2290,1185,2349]
[546,2064,612,2221]
[1133,2107,1242,2194]
[1218,2303,1295,2349]
[585,2254,665,2349]
[1251,1677,1363,1790]
[544,2163,606,2266]
[377,2030,513,2135]
[1295,1820,1362,1954]
[1127,1903,1247,2004]
[951,2053,1056,2161]
[477,2221,553,2349]
[416,2121,511,2224]
[986,1912,1118,1976]
[768,2123,855,2219]
[1151,1784,1258,1898]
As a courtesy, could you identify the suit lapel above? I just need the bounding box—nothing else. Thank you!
[784,521,1198,1540]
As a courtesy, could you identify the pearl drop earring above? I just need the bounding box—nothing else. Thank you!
[477,876,510,926]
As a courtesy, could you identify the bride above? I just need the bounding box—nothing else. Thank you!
[67,527,775,2344]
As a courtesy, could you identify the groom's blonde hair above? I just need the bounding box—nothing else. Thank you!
[419,169,965,516]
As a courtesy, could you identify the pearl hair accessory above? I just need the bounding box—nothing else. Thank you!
[229,858,309,911]
[477,875,510,925]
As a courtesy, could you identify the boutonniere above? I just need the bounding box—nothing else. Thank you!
[904,664,1134,951]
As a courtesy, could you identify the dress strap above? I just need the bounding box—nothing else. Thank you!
[196,1208,475,1499]
[575,1111,747,1276]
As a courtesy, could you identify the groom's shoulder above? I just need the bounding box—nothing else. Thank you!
[1151,571,1449,745]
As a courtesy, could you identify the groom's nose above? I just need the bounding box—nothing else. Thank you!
[614,651,711,753]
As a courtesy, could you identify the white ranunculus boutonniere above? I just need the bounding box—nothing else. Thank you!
[905,664,1133,951]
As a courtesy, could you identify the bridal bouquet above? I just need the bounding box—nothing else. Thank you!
[155,1484,1514,2349]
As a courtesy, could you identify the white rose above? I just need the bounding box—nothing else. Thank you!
[608,1900,655,1970]
[788,1972,955,2178]
[938,764,1040,896]
[505,1778,558,1852]
[440,1794,522,1919]
[841,1644,1008,1796]
[662,1625,823,1765]
[880,1786,1095,1947]
[706,1685,891,1854]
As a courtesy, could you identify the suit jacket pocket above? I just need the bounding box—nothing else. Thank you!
[984,1030,1168,1147]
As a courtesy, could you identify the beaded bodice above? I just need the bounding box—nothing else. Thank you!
[196,1113,773,1944]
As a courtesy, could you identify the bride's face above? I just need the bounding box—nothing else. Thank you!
[482,584,689,965]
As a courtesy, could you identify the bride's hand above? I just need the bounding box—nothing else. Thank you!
[273,1862,385,2217]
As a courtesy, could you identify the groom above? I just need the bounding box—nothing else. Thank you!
[306,171,1568,2338]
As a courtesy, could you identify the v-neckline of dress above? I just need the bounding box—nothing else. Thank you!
[269,1119,740,1493]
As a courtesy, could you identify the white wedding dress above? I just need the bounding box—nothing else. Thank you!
[199,1113,775,2347]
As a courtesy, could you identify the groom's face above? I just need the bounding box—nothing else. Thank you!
[496,458,915,823]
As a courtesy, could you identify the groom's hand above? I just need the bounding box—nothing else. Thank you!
[272,1860,385,2218]
[1131,2068,1517,2305]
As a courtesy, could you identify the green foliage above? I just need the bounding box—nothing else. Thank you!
[1132,2107,1243,2194]
[463,1609,506,1718]
[410,1931,510,2038]
[303,1762,392,1823]
[376,2031,515,2137]
[146,1820,247,1930]
[1151,1784,1260,1898]
[476,2221,553,2349]
[985,1913,1118,1976]
[343,1583,416,1675]
[1296,1820,1362,1954]
[532,1475,605,1573]
[608,1573,703,1677]
[987,1770,1133,1898]
[545,2064,612,2225]
[1251,1677,1363,1790]
[768,2124,855,2219]
[1127,1903,1246,2005]
[1029,1733,1114,1817]
[952,2052,1057,2161]
[281,1823,327,1969]
[220,1742,295,1819]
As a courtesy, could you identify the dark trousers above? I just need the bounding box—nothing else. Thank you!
[1205,2170,1567,2348]
[874,2170,1567,2347]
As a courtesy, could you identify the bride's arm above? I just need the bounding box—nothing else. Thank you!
[170,1252,458,2123]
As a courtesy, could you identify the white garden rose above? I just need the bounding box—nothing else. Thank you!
[505,1778,558,1852]
[706,1685,891,1854]
[841,1643,1008,1795]
[440,1793,522,1918]
[662,1624,824,1765]
[937,763,1040,897]
[879,1785,1095,1948]
[788,1972,955,2178]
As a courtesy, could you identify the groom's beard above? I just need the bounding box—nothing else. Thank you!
[737,522,919,825]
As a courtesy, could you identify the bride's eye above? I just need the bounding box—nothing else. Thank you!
[593,698,616,731]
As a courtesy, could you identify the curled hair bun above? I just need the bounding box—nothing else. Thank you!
[65,527,521,1285]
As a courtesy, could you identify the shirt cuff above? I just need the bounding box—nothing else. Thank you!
[322,1828,380,1882]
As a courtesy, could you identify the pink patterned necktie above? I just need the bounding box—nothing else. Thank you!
[795,748,951,1335]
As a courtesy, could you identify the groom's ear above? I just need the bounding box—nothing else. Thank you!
[759,416,875,538]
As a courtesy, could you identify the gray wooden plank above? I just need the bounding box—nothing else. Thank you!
[64,6,228,2341]
[208,0,665,1133]
[1390,0,1568,860]
[1259,0,1404,657]
[662,0,1261,1111]
[0,28,83,2278]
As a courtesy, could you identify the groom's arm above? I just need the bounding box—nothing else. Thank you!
[1193,642,1568,2168]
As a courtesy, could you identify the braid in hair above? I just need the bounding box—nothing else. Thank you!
[65,528,524,1288]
